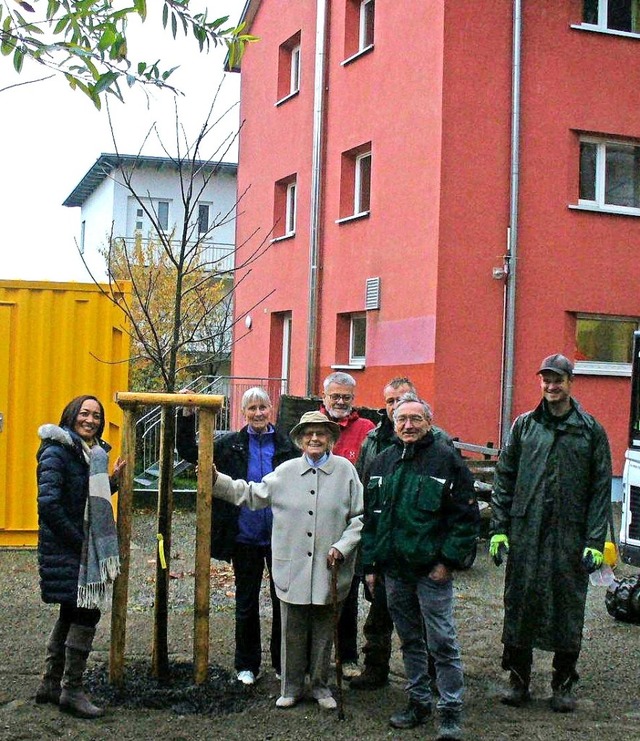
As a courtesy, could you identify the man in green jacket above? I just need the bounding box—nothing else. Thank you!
[361,395,479,741]
[352,377,452,690]
[490,354,612,713]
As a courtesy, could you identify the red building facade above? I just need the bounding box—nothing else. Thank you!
[231,0,640,473]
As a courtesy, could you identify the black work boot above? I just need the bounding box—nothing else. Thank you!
[500,670,531,707]
[59,624,104,719]
[436,708,464,740]
[35,619,70,705]
[350,664,389,690]
[550,676,577,713]
[389,698,432,729]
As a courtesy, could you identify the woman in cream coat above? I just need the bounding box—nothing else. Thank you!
[213,410,363,710]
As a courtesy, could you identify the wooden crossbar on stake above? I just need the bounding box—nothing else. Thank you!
[109,392,224,686]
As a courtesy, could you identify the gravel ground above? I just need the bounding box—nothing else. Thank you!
[1,506,639,740]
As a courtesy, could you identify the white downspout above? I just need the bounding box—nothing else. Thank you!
[306,0,329,395]
[500,0,523,446]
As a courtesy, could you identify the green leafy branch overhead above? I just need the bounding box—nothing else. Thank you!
[0,0,256,107]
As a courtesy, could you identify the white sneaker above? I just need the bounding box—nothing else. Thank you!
[237,670,258,685]
[275,695,299,708]
[317,696,337,710]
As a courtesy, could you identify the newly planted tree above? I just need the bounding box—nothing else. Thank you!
[82,98,274,678]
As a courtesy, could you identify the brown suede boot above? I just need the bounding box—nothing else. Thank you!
[350,664,389,690]
[35,619,70,705]
[59,624,104,719]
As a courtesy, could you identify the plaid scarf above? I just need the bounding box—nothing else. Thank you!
[77,442,120,609]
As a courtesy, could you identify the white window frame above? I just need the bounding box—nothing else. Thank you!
[285,181,297,235]
[574,313,639,376]
[290,44,301,95]
[349,313,367,365]
[577,0,640,36]
[157,200,170,231]
[198,203,210,235]
[359,0,375,51]
[577,137,640,216]
[281,312,292,394]
[354,151,372,215]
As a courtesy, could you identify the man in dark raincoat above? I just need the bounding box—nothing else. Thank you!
[490,354,612,713]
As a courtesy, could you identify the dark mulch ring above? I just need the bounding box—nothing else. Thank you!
[85,660,258,716]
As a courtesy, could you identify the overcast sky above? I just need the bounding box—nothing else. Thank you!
[0,2,241,282]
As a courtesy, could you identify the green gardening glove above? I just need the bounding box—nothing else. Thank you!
[489,534,509,566]
[582,547,603,573]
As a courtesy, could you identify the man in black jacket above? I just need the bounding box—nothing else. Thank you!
[350,377,416,689]
[176,387,298,685]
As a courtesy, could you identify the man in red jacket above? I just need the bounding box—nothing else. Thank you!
[319,371,375,672]
[320,372,375,463]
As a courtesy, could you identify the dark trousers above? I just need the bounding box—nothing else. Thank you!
[362,576,394,670]
[232,543,281,675]
[59,603,101,628]
[337,575,360,664]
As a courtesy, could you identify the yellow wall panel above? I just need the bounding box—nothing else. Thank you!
[0,281,130,547]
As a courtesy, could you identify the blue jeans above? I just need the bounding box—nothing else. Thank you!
[386,573,464,711]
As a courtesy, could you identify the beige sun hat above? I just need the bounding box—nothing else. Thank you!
[289,410,341,445]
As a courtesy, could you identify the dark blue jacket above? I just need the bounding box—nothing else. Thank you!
[176,415,298,562]
[36,424,112,605]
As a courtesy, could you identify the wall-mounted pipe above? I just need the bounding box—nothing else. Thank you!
[306,0,329,396]
[500,0,523,445]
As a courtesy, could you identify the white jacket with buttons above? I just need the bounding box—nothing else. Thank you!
[213,453,363,605]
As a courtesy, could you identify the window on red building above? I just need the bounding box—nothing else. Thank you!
[337,144,372,221]
[277,32,301,103]
[579,137,640,214]
[269,311,292,393]
[334,313,367,367]
[343,0,375,61]
[574,314,639,376]
[582,0,640,34]
[349,313,367,364]
[273,175,297,239]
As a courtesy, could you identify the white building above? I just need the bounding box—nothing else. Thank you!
[63,153,238,281]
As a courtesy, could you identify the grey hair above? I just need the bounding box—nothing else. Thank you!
[393,393,433,422]
[241,386,272,410]
[323,371,356,392]
[383,377,416,394]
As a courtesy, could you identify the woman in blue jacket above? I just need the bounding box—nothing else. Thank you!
[177,387,298,685]
[36,395,124,718]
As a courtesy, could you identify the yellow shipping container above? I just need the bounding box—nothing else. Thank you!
[0,280,130,547]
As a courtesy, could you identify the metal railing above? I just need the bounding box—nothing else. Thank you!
[134,375,287,489]
[119,238,235,272]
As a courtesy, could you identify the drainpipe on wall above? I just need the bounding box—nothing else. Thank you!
[306,0,329,396]
[500,0,523,446]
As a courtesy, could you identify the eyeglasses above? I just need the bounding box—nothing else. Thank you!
[395,415,427,425]
[327,393,354,402]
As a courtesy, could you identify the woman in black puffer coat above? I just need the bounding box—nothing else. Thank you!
[35,395,124,719]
